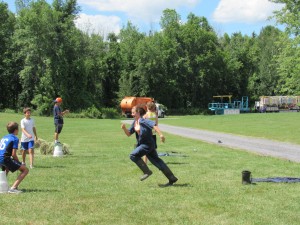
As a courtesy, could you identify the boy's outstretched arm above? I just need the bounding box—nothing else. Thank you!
[153,125,165,143]
[121,124,131,137]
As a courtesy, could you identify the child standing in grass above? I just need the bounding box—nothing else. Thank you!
[143,101,158,164]
[53,97,69,144]
[121,106,178,186]
[20,107,38,169]
[0,122,29,194]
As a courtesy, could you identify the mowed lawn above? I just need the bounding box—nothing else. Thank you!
[1,112,300,225]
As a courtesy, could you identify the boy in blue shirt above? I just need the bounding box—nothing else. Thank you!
[121,106,178,186]
[0,122,29,193]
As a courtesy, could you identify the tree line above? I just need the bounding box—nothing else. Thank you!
[0,0,299,115]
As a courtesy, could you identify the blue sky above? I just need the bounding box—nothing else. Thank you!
[4,0,284,37]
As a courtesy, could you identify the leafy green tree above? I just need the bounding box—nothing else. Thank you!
[118,22,145,98]
[270,0,300,95]
[82,33,106,108]
[248,26,282,99]
[0,2,18,109]
[220,32,259,101]
[178,13,225,108]
[13,0,91,114]
[13,0,60,112]
[273,33,300,95]
[102,33,121,107]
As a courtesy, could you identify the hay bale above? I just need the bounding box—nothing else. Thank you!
[36,138,71,155]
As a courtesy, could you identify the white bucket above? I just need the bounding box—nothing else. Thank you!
[53,144,64,157]
[0,171,9,193]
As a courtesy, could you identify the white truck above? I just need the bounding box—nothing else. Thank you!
[155,103,165,118]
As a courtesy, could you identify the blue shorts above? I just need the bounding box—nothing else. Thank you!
[21,141,35,150]
[1,158,22,173]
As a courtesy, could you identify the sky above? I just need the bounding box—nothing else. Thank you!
[4,0,284,38]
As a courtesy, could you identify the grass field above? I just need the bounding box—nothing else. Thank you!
[1,112,300,225]
[160,112,300,144]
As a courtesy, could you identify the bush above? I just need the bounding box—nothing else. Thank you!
[168,107,209,115]
[100,108,120,119]
[81,105,102,119]
[3,108,18,114]
[66,106,121,119]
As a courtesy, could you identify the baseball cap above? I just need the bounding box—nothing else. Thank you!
[53,97,63,103]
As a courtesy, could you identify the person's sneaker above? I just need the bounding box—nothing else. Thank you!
[30,165,34,169]
[8,188,22,194]
[21,162,26,166]
[140,171,153,181]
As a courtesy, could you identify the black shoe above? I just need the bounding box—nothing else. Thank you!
[140,171,153,181]
[166,177,178,186]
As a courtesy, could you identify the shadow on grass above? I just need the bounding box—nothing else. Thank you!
[158,183,191,188]
[34,165,66,169]
[165,162,189,165]
[22,189,60,193]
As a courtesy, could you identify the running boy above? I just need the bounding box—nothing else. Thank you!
[20,107,38,169]
[121,106,178,186]
[0,122,29,193]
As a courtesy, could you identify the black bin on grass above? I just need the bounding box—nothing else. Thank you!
[242,170,252,184]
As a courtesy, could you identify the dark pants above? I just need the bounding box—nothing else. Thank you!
[130,144,168,171]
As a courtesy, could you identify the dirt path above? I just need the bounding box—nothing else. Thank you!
[158,124,300,163]
[122,120,300,163]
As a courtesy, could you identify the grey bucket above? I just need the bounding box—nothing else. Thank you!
[242,170,252,184]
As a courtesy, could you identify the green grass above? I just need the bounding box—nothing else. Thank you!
[0,112,300,225]
[160,113,300,144]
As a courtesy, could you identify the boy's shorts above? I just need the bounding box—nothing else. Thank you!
[55,123,63,134]
[1,158,22,173]
[21,141,35,150]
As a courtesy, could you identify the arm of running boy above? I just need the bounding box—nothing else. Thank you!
[153,125,165,143]
[121,124,131,137]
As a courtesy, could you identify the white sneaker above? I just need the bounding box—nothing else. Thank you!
[21,162,26,166]
[30,165,34,169]
[8,188,22,194]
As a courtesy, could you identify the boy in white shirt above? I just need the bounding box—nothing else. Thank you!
[20,108,38,169]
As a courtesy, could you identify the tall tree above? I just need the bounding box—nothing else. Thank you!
[0,2,18,109]
[220,32,259,100]
[118,21,145,98]
[248,26,282,99]
[178,13,225,108]
[270,0,300,95]
[102,33,121,107]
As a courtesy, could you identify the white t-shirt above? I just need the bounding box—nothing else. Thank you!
[20,117,35,142]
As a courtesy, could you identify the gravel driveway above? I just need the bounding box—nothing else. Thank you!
[122,120,300,163]
[159,124,300,163]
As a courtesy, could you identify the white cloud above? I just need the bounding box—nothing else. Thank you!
[75,13,121,37]
[213,0,283,24]
[78,0,199,26]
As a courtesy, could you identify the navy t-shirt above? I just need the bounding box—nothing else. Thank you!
[129,118,156,149]
[53,105,64,124]
[0,134,19,164]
